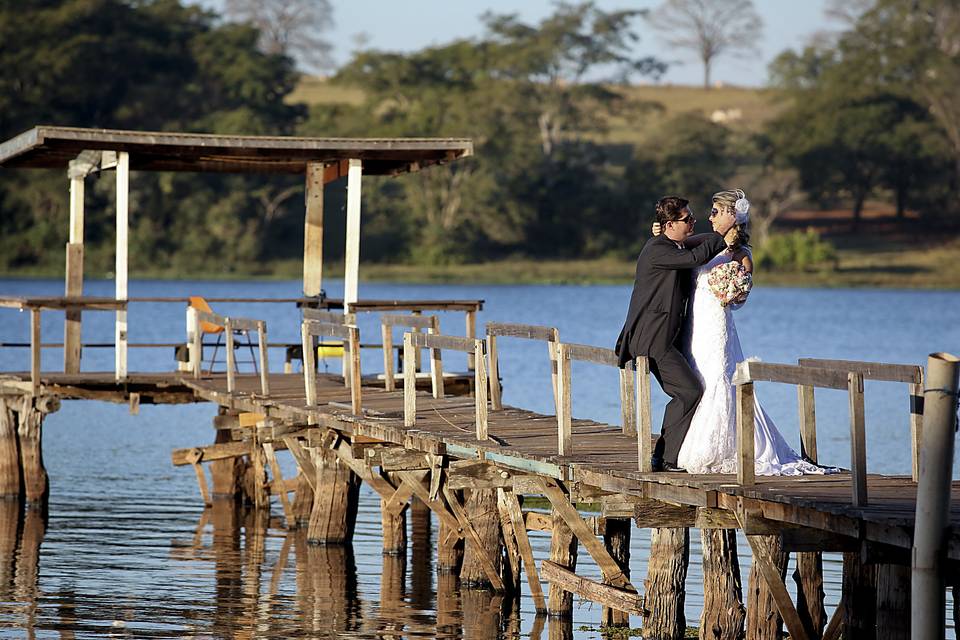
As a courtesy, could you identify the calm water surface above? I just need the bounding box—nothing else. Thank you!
[0,278,957,638]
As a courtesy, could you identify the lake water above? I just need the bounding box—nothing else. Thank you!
[0,278,957,638]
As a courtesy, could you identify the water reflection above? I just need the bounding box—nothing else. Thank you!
[0,503,45,635]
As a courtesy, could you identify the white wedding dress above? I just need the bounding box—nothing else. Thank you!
[676,250,827,475]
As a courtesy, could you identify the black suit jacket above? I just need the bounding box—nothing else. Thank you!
[615,232,728,366]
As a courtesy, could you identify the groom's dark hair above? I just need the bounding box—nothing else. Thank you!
[655,196,690,226]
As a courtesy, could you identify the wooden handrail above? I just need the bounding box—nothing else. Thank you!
[733,360,870,506]
[403,331,488,441]
[302,308,344,324]
[380,314,439,392]
[798,358,924,482]
[484,322,559,412]
[553,341,651,465]
[191,309,270,396]
[301,320,361,415]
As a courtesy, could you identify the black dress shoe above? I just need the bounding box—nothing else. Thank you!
[650,457,664,472]
[661,461,687,473]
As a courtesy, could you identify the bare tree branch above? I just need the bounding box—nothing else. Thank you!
[224,0,334,73]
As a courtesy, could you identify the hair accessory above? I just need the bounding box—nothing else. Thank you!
[734,189,750,225]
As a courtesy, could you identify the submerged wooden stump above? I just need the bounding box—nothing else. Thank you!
[547,509,578,618]
[745,535,788,640]
[292,473,314,527]
[0,395,54,504]
[210,415,247,501]
[875,563,909,640]
[437,489,464,574]
[842,551,877,640]
[699,528,744,640]
[792,551,826,637]
[602,518,632,627]
[461,488,503,589]
[410,496,433,608]
[307,447,360,545]
[644,527,689,640]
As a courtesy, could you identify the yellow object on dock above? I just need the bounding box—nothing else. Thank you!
[317,341,344,359]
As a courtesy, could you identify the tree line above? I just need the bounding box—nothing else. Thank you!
[0,0,956,275]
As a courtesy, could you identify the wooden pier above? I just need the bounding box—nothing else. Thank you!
[1,126,958,639]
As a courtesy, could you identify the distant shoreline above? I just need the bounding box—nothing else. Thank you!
[2,256,957,289]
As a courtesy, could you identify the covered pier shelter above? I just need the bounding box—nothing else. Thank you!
[0,125,474,377]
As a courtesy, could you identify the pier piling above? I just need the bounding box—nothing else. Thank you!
[644,527,689,640]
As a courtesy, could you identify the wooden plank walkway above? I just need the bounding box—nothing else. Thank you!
[171,371,960,561]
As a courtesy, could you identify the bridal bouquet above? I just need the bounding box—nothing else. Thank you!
[707,261,753,306]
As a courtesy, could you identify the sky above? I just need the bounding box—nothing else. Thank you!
[199,1,835,87]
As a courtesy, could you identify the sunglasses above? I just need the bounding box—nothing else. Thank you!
[674,215,695,225]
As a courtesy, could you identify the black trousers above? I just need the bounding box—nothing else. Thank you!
[649,346,704,465]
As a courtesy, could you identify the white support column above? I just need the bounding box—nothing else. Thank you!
[64,175,85,372]
[115,151,129,380]
[343,159,363,313]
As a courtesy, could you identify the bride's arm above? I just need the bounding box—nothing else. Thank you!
[650,224,710,248]
[731,250,754,307]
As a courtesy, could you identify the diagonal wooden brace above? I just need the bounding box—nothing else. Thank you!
[536,477,634,592]
[442,485,506,591]
[185,448,212,506]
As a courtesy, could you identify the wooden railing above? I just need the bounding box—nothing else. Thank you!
[380,313,439,392]
[553,342,652,470]
[301,319,360,415]
[191,309,270,396]
[485,322,559,412]
[798,358,924,481]
[403,332,488,440]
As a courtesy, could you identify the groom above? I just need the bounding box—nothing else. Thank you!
[615,196,737,472]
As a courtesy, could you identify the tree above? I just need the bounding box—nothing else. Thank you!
[223,0,334,73]
[647,0,763,88]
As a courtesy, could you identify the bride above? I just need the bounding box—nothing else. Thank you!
[656,189,826,475]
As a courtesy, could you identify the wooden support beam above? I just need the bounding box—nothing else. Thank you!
[737,512,814,640]
[303,162,324,297]
[798,384,817,462]
[541,561,647,616]
[442,486,505,591]
[497,489,522,594]
[909,376,923,482]
[736,378,755,486]
[499,489,547,613]
[536,478,634,591]
[602,517,632,626]
[185,448,212,506]
[30,309,41,396]
[64,173,84,373]
[114,150,129,380]
[556,343,572,456]
[633,498,696,528]
[263,442,294,528]
[487,334,502,410]
[848,372,868,507]
[619,360,636,436]
[395,470,462,536]
[636,356,652,472]
[343,158,362,308]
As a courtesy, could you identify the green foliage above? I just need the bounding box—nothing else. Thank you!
[754,229,836,272]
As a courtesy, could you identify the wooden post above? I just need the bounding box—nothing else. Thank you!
[547,509,578,617]
[381,472,408,556]
[465,308,476,371]
[430,340,444,399]
[699,528,745,640]
[437,491,464,575]
[912,352,959,640]
[307,444,361,545]
[601,518,631,627]
[64,175,84,373]
[548,328,560,414]
[645,527,689,639]
[348,325,361,414]
[210,412,245,500]
[487,334,502,410]
[793,552,826,638]
[0,398,20,499]
[410,496,433,607]
[382,322,395,392]
[556,343,572,456]
[500,489,547,613]
[736,380,755,486]
[115,150,129,380]
[745,535,789,640]
[876,563,910,640]
[303,162,324,297]
[404,333,416,427]
[16,395,52,505]
[225,318,236,394]
[619,361,636,436]
[190,307,202,378]
[343,159,362,309]
[848,372,867,506]
[843,551,877,640]
[458,488,504,590]
[474,340,488,441]
[30,309,41,397]
[302,322,317,407]
[909,374,924,482]
[637,356,652,472]
[798,384,817,461]
[257,321,270,395]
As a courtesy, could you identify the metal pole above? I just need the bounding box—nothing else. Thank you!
[911,352,959,640]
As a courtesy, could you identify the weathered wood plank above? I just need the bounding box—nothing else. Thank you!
[485,322,558,342]
[500,488,547,613]
[541,560,647,616]
[798,358,922,384]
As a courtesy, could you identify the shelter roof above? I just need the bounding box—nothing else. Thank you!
[0,126,473,175]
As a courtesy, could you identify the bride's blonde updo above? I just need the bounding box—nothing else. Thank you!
[712,189,750,250]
